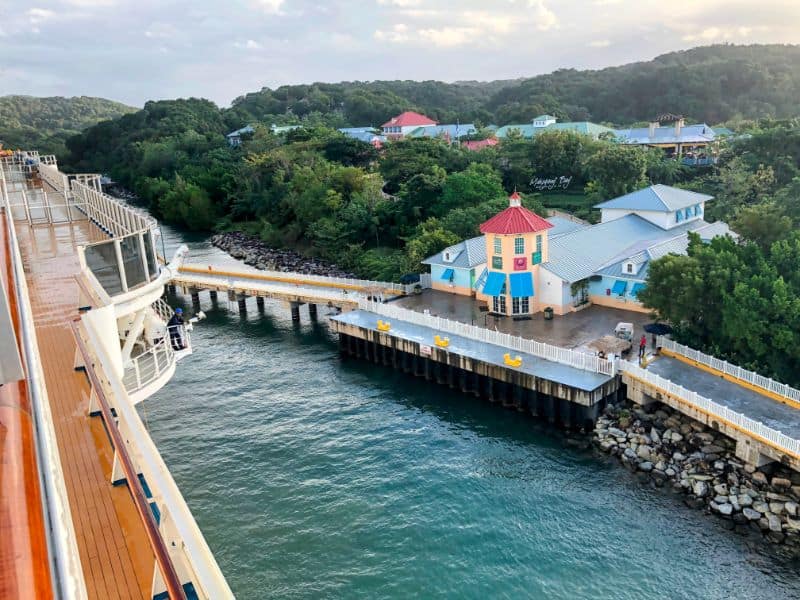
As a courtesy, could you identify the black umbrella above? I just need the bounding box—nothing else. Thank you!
[643,322,673,335]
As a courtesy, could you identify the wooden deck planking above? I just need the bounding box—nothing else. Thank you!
[15,216,153,600]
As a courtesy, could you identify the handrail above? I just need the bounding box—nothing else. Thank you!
[657,336,800,404]
[0,209,55,599]
[123,327,189,396]
[179,263,410,295]
[75,313,234,599]
[2,169,88,598]
[71,320,187,600]
[358,298,617,376]
[620,359,800,460]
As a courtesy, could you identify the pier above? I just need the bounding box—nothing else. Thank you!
[332,300,620,429]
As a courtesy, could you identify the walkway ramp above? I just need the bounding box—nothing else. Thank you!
[647,355,800,440]
[172,263,417,307]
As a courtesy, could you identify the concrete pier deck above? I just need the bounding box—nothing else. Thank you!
[335,309,613,392]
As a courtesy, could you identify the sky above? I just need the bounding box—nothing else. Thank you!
[1,0,799,108]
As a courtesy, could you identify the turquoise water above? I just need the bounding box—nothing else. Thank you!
[143,228,800,599]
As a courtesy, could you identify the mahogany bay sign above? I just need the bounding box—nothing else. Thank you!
[530,175,573,191]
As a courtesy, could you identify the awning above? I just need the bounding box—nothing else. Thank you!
[631,283,646,297]
[441,268,454,281]
[509,272,534,298]
[482,271,506,296]
[611,280,628,295]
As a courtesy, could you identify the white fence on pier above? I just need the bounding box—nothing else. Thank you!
[359,299,617,376]
[620,359,800,459]
[657,336,800,404]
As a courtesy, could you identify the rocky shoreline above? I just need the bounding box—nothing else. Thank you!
[210,231,357,278]
[595,401,800,553]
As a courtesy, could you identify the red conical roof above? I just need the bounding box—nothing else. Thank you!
[479,193,554,235]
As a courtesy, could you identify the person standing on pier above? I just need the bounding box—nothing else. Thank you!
[639,335,647,359]
[168,308,185,350]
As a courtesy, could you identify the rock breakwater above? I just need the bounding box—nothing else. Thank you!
[595,401,800,552]
[211,232,356,278]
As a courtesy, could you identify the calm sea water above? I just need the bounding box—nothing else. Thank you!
[141,226,800,599]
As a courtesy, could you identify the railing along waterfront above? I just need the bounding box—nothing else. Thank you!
[620,359,800,459]
[1,167,88,598]
[179,263,426,296]
[359,299,617,376]
[657,336,800,404]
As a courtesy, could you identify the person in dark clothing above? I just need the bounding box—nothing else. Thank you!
[167,308,185,350]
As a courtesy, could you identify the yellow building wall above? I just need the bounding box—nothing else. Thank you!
[479,230,549,315]
[588,294,650,313]
[431,280,473,296]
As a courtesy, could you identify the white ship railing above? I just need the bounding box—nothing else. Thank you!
[359,298,617,376]
[620,359,800,459]
[77,316,233,599]
[1,165,88,598]
[657,336,800,404]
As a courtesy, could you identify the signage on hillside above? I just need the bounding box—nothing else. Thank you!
[530,175,572,191]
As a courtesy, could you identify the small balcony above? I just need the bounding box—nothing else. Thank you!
[122,299,193,403]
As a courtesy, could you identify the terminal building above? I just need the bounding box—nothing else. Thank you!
[423,185,735,317]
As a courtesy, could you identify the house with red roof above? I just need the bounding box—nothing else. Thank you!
[381,111,437,139]
[475,192,553,315]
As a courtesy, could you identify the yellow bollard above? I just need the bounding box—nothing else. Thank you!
[377,319,391,332]
[434,335,450,348]
[503,353,522,368]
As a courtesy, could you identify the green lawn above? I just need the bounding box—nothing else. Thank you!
[537,191,599,223]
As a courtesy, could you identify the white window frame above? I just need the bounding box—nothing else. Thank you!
[514,237,525,255]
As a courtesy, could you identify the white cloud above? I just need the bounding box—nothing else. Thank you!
[144,22,182,40]
[377,0,421,6]
[418,26,476,47]
[374,23,410,43]
[589,39,610,47]
[528,0,558,31]
[253,0,285,14]
[681,25,765,42]
[463,11,515,34]
[235,39,263,49]
[27,8,56,23]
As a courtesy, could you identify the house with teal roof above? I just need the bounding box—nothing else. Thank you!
[495,118,615,140]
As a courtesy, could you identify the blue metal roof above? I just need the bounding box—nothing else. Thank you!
[546,216,588,239]
[509,272,534,298]
[422,236,486,269]
[482,272,506,296]
[594,184,713,212]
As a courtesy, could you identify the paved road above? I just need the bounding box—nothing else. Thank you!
[647,355,800,439]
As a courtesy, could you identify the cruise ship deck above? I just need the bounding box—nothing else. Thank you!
[1,154,233,600]
[12,176,153,598]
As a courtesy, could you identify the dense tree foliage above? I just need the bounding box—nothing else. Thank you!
[0,95,135,156]
[221,45,800,131]
[641,120,800,384]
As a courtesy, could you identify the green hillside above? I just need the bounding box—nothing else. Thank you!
[224,44,800,129]
[0,95,137,156]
